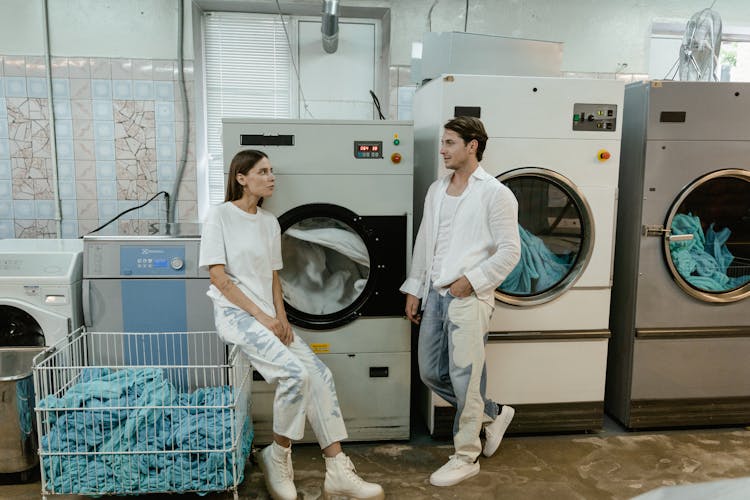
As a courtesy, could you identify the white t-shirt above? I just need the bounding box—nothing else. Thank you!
[430,192,463,287]
[199,202,282,316]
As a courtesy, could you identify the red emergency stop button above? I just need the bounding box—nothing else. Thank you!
[597,149,611,162]
[391,152,402,164]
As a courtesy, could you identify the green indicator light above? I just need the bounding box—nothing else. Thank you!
[394,139,400,145]
[573,114,581,122]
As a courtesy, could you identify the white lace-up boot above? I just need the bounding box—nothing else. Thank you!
[257,442,297,500]
[323,452,384,500]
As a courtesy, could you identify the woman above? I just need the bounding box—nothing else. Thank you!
[199,150,384,500]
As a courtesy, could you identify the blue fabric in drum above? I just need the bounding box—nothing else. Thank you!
[670,213,750,292]
[499,225,574,295]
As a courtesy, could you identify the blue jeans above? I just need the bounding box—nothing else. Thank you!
[418,287,498,461]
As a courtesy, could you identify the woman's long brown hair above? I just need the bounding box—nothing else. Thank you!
[224,149,269,204]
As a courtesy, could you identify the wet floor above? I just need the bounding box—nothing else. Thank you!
[3,416,750,499]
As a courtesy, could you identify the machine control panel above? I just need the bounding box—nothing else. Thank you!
[120,246,187,276]
[353,141,383,159]
[572,103,618,131]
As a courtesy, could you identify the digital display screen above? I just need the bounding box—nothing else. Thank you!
[152,259,169,268]
[353,141,383,159]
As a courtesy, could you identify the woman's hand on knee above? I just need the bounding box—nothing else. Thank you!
[257,313,294,346]
[279,317,294,346]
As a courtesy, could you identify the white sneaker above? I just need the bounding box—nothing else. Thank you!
[429,455,480,487]
[483,405,515,458]
[323,452,384,500]
[257,442,297,500]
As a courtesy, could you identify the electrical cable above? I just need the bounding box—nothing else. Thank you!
[427,0,439,32]
[84,191,170,236]
[275,0,314,118]
[42,0,62,238]
[169,0,190,231]
[464,0,469,32]
[369,90,385,120]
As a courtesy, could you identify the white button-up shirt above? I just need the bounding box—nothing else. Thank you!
[400,165,521,308]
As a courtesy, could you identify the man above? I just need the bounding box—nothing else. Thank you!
[401,116,521,487]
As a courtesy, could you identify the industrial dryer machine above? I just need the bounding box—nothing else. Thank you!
[608,81,750,429]
[222,119,414,442]
[413,74,624,434]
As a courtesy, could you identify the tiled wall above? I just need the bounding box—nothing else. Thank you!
[0,56,196,239]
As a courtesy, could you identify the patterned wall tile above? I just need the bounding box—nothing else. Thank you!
[51,57,68,78]
[3,56,25,76]
[69,79,91,99]
[52,79,70,99]
[68,58,91,79]
[4,56,199,237]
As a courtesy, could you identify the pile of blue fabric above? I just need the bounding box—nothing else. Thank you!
[499,225,575,295]
[38,367,253,495]
[670,213,750,292]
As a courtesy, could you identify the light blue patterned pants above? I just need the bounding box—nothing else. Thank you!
[213,305,348,449]
[418,288,498,461]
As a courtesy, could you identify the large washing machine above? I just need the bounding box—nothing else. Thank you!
[0,239,84,347]
[607,81,750,429]
[413,74,624,434]
[222,119,414,442]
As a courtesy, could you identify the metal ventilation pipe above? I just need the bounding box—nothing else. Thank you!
[321,0,340,53]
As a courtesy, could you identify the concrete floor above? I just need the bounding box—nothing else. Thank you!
[3,417,750,500]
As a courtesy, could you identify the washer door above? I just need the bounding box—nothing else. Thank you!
[277,203,406,329]
[0,305,44,346]
[664,169,750,303]
[495,168,594,306]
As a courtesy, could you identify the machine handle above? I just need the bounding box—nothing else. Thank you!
[82,280,92,327]
[668,234,694,242]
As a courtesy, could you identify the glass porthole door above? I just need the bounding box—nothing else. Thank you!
[495,168,595,306]
[664,169,750,303]
[277,204,374,329]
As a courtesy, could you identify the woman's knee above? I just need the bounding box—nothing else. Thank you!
[283,363,311,393]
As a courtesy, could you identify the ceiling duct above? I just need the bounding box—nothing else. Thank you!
[322,0,340,53]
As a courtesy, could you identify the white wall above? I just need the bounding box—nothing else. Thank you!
[388,0,750,73]
[0,0,193,59]
[3,0,749,74]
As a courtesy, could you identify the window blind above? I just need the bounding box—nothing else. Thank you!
[203,12,292,205]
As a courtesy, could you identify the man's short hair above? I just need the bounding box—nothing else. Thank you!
[444,116,488,161]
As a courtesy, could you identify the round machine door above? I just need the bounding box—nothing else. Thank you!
[495,168,595,306]
[277,204,376,330]
[664,169,750,303]
[0,305,44,346]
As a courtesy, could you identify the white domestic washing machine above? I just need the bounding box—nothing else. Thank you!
[608,81,750,429]
[413,74,624,434]
[0,239,84,347]
[222,119,413,443]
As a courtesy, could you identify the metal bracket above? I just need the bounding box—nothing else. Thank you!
[642,224,668,237]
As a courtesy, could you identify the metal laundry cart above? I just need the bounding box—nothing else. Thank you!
[32,328,252,499]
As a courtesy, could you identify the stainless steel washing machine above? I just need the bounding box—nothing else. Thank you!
[608,81,750,428]
[222,119,414,442]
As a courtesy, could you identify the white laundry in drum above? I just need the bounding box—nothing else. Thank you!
[280,223,370,315]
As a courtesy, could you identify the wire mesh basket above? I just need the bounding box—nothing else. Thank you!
[32,328,252,499]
